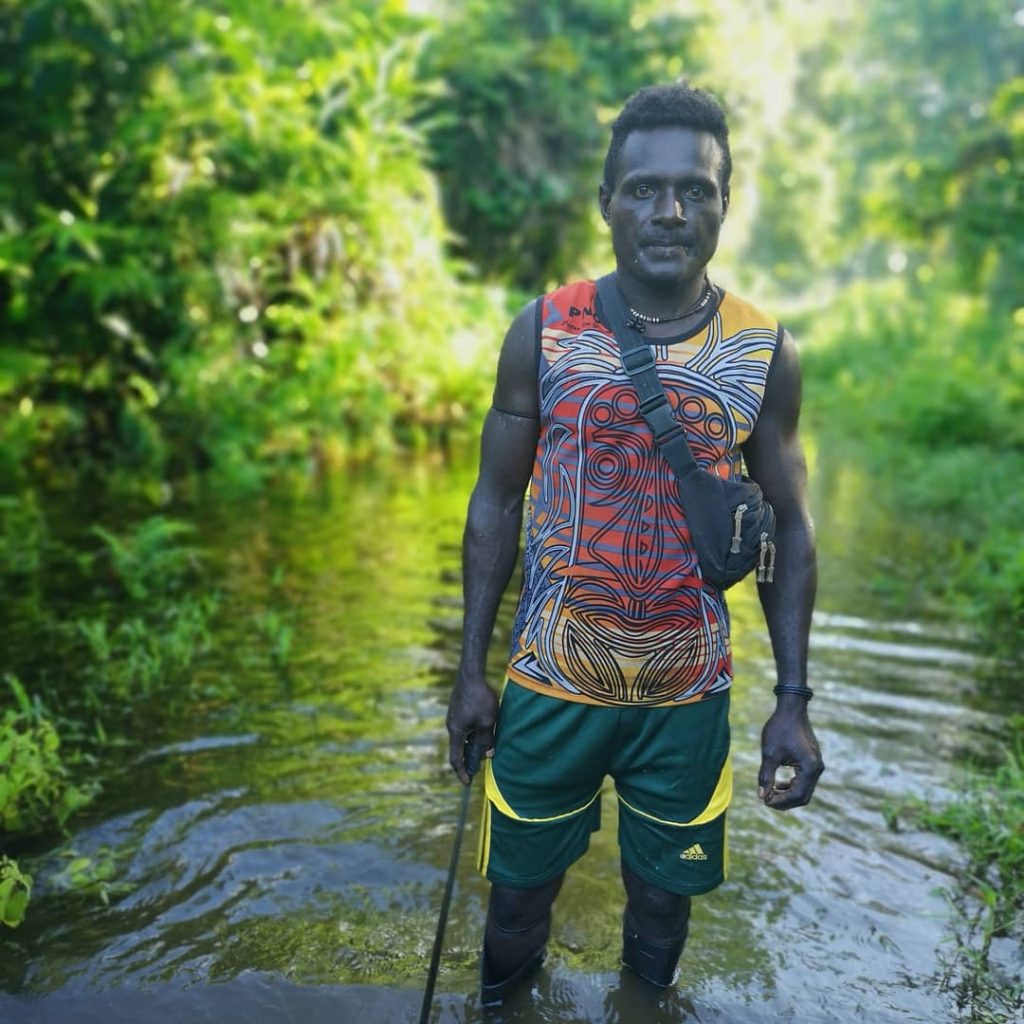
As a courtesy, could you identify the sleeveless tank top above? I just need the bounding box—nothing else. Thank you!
[506,279,780,706]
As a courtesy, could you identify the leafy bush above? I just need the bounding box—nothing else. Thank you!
[91,516,199,600]
[421,0,701,289]
[76,593,217,700]
[0,677,94,838]
[919,722,1024,928]
[0,0,505,487]
[802,276,1023,656]
[966,530,1024,643]
[72,517,217,699]
[0,492,46,576]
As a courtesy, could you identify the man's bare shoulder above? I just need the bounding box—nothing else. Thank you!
[492,297,541,420]
[759,328,802,426]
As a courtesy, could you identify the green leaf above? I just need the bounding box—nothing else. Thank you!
[0,349,47,396]
[0,858,32,929]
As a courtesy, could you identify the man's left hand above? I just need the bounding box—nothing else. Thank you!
[758,697,824,810]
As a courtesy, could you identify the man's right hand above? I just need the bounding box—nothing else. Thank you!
[446,675,498,784]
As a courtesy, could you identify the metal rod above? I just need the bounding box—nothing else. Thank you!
[418,781,472,1024]
[419,739,487,1024]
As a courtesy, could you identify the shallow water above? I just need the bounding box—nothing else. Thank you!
[0,453,1017,1023]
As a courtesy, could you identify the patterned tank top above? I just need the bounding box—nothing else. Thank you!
[506,279,780,706]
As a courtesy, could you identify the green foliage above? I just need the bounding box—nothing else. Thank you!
[256,609,294,672]
[1,0,1019,497]
[0,492,46,575]
[91,516,199,599]
[71,517,217,698]
[422,0,702,288]
[0,0,185,475]
[51,846,134,906]
[75,593,217,700]
[802,275,1023,655]
[149,0,505,478]
[0,676,95,838]
[966,534,1024,647]
[802,280,1022,449]
[1,503,219,714]
[0,857,32,929]
[0,506,219,929]
[887,717,1024,1020]
[746,0,1022,306]
[837,0,1022,305]
[765,0,1023,659]
[0,0,504,486]
[918,724,1024,928]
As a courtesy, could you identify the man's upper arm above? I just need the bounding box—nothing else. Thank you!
[742,330,811,529]
[491,298,540,420]
[476,298,541,501]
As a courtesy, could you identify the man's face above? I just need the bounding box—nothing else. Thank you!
[600,126,729,289]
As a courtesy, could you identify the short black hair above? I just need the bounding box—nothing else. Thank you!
[603,83,732,193]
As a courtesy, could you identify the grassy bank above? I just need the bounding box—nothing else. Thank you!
[888,716,1024,1022]
[800,276,1023,659]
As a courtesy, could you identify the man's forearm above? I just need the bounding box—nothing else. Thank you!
[757,525,816,688]
[459,489,526,679]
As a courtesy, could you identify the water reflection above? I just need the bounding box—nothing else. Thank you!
[0,452,1012,1023]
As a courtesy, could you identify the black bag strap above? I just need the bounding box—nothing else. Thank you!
[595,273,703,484]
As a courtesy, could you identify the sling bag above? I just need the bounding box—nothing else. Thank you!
[595,273,776,590]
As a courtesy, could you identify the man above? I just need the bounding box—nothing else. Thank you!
[446,83,823,1006]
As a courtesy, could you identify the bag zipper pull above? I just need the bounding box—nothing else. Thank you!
[766,539,776,583]
[756,532,768,582]
[730,503,748,554]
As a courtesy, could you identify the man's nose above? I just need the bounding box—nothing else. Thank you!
[653,194,686,223]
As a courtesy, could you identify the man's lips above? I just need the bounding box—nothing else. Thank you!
[641,242,691,258]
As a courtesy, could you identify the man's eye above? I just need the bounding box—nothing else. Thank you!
[634,184,655,198]
[683,185,707,200]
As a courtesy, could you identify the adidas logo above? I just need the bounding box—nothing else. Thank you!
[679,843,708,861]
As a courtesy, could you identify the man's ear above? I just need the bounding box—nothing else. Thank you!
[722,188,730,219]
[598,183,611,224]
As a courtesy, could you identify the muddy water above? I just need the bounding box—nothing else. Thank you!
[0,453,1014,1023]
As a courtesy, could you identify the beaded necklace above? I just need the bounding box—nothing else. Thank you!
[628,278,713,325]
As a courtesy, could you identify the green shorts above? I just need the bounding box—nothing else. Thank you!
[477,682,732,896]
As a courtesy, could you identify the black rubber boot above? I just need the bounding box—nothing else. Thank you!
[621,907,689,988]
[480,940,546,1008]
[480,878,562,1008]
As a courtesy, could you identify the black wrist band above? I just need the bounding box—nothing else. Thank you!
[773,684,814,701]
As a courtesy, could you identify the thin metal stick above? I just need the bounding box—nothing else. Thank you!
[418,781,472,1024]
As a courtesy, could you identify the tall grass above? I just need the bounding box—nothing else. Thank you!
[801,276,1023,656]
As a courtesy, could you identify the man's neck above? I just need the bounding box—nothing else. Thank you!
[614,267,708,320]
[613,268,712,339]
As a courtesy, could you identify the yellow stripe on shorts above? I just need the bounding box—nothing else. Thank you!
[723,816,730,880]
[484,758,602,823]
[477,795,492,874]
[616,756,733,827]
